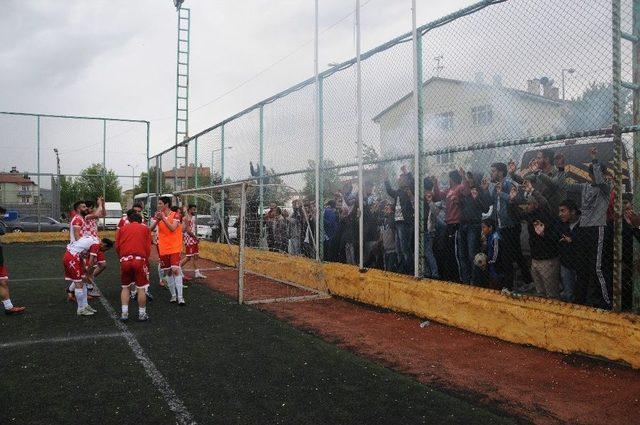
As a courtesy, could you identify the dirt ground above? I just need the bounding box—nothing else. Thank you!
[184,259,640,425]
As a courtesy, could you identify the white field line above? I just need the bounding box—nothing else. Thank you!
[0,332,122,349]
[95,284,197,425]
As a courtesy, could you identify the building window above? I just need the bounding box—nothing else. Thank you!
[436,152,455,165]
[471,104,493,126]
[435,112,454,131]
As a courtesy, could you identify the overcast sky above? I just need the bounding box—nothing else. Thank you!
[0,0,479,189]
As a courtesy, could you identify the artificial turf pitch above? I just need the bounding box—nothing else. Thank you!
[0,243,518,425]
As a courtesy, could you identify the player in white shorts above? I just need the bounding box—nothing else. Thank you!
[67,200,87,302]
[82,198,106,297]
[63,236,113,316]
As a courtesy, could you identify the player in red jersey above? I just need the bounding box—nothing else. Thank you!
[63,236,113,316]
[0,206,26,315]
[181,204,206,279]
[115,202,154,301]
[116,209,152,322]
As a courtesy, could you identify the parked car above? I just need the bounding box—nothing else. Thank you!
[227,215,238,241]
[7,216,69,233]
[101,202,123,230]
[195,215,213,239]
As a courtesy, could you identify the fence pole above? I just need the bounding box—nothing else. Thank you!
[412,0,425,278]
[146,122,151,210]
[633,0,640,313]
[356,0,364,270]
[314,0,321,262]
[221,125,226,243]
[36,115,41,232]
[238,182,247,304]
[259,105,264,243]
[612,0,623,312]
[318,76,325,261]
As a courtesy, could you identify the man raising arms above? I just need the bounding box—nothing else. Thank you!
[181,204,206,279]
[116,209,152,322]
[149,197,186,305]
[82,198,106,297]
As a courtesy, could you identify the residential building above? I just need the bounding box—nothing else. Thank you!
[0,167,38,204]
[163,164,211,192]
[372,76,568,180]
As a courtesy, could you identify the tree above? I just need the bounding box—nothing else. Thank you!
[302,160,343,202]
[59,175,82,213]
[566,82,632,132]
[76,164,122,202]
[134,166,171,195]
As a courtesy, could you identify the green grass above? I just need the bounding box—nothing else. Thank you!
[0,244,519,425]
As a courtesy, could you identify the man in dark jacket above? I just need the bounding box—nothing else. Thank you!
[508,185,561,299]
[459,172,492,285]
[384,168,414,274]
[558,199,581,303]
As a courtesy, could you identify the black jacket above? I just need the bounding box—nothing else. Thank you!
[384,179,414,224]
[508,192,560,260]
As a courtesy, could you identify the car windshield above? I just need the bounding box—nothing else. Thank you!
[106,210,122,218]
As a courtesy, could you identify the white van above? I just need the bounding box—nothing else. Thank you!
[102,202,123,230]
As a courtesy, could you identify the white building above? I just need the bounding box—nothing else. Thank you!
[372,77,568,179]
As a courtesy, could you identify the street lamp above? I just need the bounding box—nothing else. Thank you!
[561,68,575,101]
[126,164,137,194]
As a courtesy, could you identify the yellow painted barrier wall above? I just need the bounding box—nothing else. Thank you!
[0,231,116,244]
[199,240,640,369]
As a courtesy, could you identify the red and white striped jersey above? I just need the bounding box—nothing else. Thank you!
[82,217,99,242]
[183,213,198,246]
[117,214,146,229]
[69,214,85,243]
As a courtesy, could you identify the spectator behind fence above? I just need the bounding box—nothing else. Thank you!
[508,182,561,299]
[459,171,492,285]
[323,200,339,262]
[384,167,414,274]
[558,199,581,303]
[380,202,397,272]
[422,178,439,279]
[622,197,640,310]
[432,169,465,281]
[474,218,504,289]
[539,148,612,309]
[487,162,533,291]
[509,149,566,213]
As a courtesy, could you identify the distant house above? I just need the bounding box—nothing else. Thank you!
[0,167,38,204]
[163,164,211,191]
[372,76,567,179]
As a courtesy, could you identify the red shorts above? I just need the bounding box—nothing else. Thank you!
[0,265,8,280]
[119,257,149,288]
[63,251,85,282]
[185,242,199,256]
[159,253,181,270]
[96,250,106,264]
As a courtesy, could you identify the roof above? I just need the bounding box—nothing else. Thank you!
[163,165,211,179]
[372,77,564,123]
[0,173,36,185]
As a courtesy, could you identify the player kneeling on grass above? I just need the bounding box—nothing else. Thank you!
[116,210,152,322]
[64,236,113,316]
[149,197,186,305]
[181,204,206,279]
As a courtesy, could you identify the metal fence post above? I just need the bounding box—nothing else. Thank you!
[412,1,425,278]
[221,125,226,243]
[259,105,264,243]
[633,0,640,313]
[612,0,623,312]
[317,76,324,261]
[36,115,41,232]
[356,0,364,270]
[146,122,151,209]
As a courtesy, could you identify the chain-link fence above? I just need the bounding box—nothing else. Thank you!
[150,0,640,313]
[0,112,149,230]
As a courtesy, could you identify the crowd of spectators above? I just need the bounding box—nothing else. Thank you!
[253,148,640,311]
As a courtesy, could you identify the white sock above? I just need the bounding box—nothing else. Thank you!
[3,299,13,310]
[68,282,76,292]
[122,305,129,314]
[83,285,88,300]
[139,306,146,316]
[75,289,86,309]
[168,275,177,297]
[175,273,184,300]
